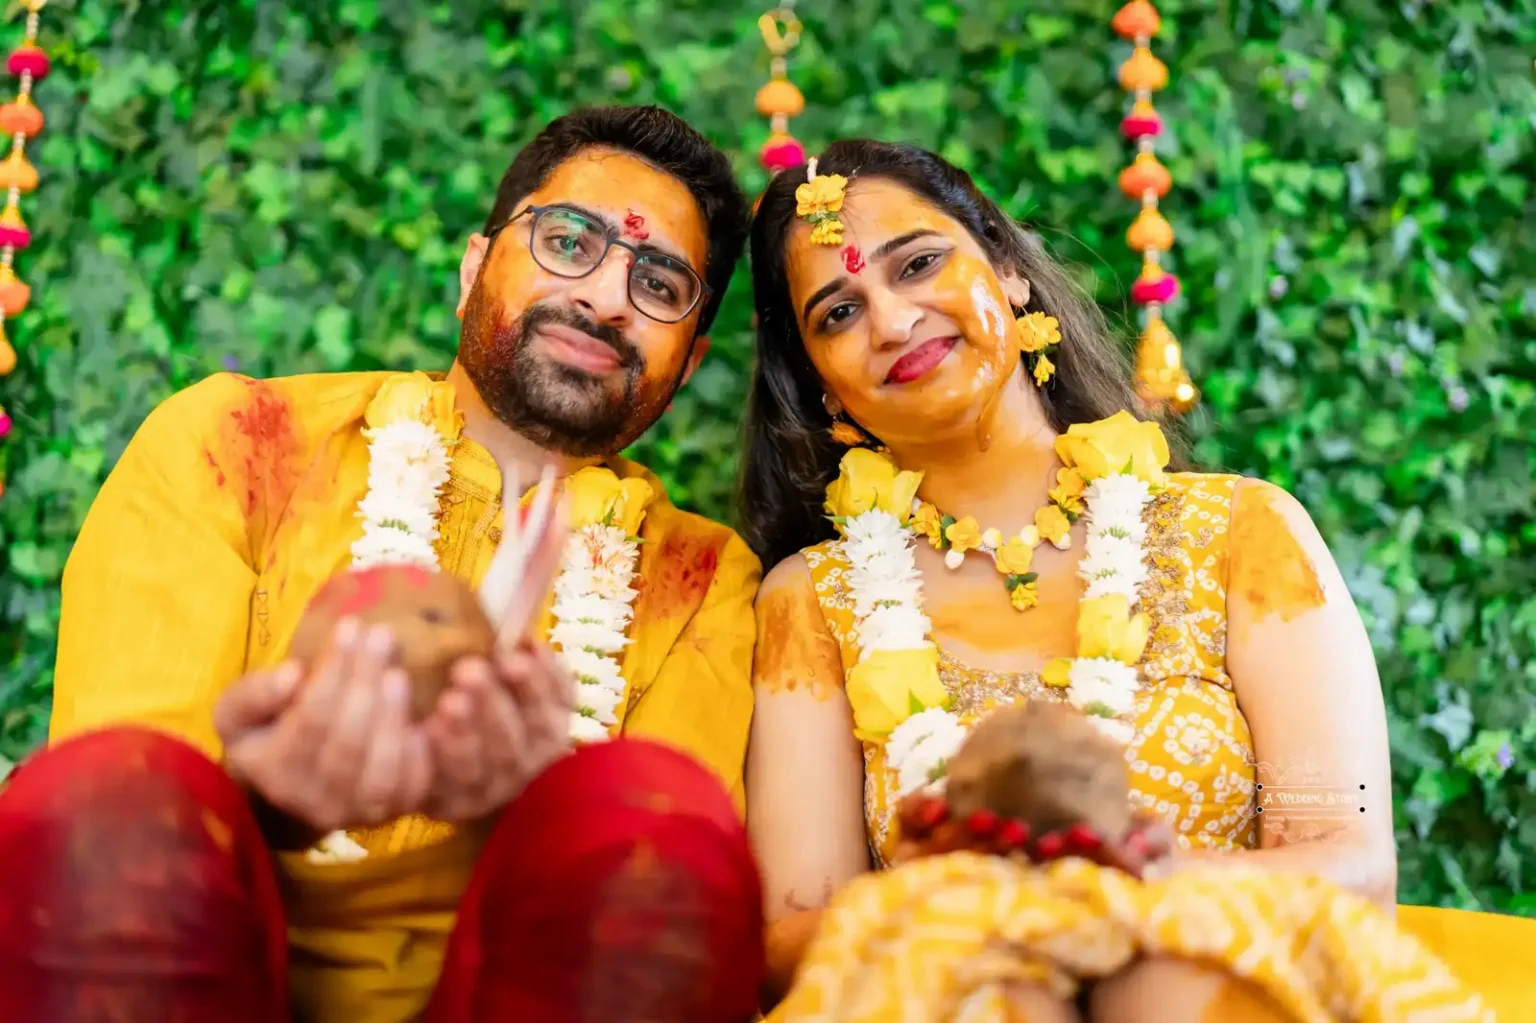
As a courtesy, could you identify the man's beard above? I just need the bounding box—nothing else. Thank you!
[459,290,663,458]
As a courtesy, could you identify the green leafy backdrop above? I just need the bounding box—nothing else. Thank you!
[1,0,1532,914]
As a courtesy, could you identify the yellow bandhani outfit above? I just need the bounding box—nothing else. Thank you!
[778,854,1491,1022]
[50,370,760,1022]
[784,471,1532,1020]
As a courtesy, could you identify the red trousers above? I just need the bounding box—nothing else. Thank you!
[0,727,764,1023]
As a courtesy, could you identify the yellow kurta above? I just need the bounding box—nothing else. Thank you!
[797,471,1535,1020]
[50,370,761,1022]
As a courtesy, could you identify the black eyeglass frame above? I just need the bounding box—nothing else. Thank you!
[484,204,712,325]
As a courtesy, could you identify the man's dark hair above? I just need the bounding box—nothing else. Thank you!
[482,105,749,335]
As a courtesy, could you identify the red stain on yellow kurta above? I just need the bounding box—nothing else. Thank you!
[203,379,304,556]
[754,584,843,700]
[201,449,225,488]
[227,380,300,519]
[1229,484,1325,628]
[652,534,721,616]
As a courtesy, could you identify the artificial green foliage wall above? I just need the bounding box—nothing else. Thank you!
[1,0,1532,913]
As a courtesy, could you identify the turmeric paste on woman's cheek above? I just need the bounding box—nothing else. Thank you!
[754,586,844,700]
[1228,485,1326,630]
[830,251,1016,439]
[925,253,1020,450]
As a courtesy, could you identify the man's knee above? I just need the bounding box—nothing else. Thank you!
[0,727,288,1021]
[2,726,251,846]
[0,725,274,953]
[5,725,235,802]
[459,739,765,1021]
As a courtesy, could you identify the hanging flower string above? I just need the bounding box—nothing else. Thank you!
[0,0,48,498]
[755,3,806,173]
[349,374,463,571]
[1114,1,1197,414]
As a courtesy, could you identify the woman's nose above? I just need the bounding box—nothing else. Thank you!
[865,288,923,349]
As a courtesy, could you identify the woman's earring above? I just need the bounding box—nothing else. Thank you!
[830,417,866,446]
[823,394,868,447]
[1014,307,1063,388]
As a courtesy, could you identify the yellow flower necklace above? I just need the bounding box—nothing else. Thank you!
[822,411,1173,791]
[911,465,1086,612]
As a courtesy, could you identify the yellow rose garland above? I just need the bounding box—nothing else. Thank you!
[823,448,942,742]
[826,413,1170,796]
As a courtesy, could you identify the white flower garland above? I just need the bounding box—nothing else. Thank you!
[843,510,933,655]
[311,415,458,864]
[841,471,1156,798]
[1066,473,1155,747]
[309,400,644,863]
[350,419,454,569]
[550,522,643,743]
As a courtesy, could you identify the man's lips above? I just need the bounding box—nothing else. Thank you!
[536,324,623,373]
[884,336,959,385]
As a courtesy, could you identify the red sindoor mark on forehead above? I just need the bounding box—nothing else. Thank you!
[842,245,865,274]
[623,211,649,241]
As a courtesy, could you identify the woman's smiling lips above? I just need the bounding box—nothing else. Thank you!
[884,336,960,385]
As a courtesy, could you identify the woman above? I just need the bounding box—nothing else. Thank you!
[741,140,1533,1019]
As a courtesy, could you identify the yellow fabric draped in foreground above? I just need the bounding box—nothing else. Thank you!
[51,370,761,1022]
[773,853,1494,1023]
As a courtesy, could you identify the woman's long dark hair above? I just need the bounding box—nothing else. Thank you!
[739,139,1185,570]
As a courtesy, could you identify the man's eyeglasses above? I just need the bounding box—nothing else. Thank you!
[486,205,709,325]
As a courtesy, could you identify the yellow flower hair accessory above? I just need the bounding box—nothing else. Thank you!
[1016,311,1063,386]
[795,158,847,246]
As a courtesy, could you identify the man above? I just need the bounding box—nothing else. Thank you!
[0,106,762,1021]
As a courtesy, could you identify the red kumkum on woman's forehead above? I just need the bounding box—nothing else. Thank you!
[623,211,649,241]
[842,245,865,274]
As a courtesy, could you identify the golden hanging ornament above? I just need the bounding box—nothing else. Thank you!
[755,3,807,176]
[1113,1,1197,415]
